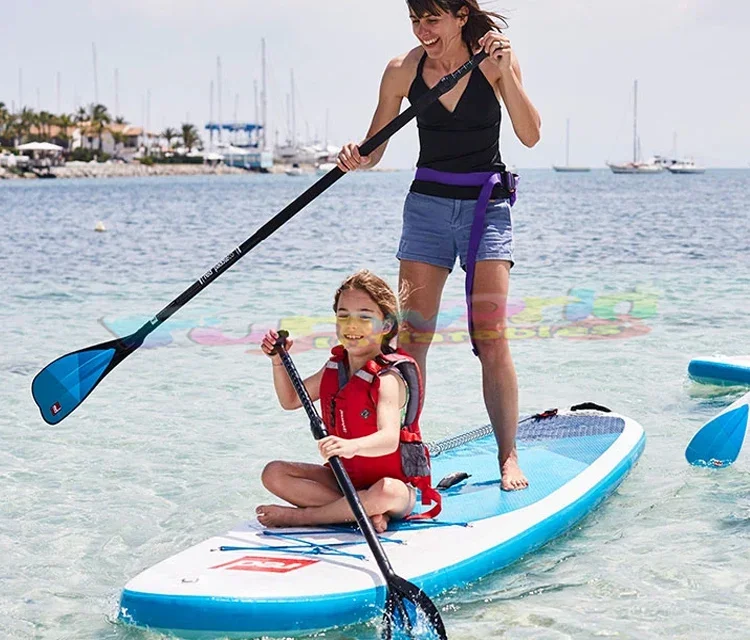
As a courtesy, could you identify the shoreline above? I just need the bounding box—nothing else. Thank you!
[1,163,258,180]
[0,162,401,181]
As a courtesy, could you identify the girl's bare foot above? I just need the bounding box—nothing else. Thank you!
[256,504,303,528]
[371,513,390,533]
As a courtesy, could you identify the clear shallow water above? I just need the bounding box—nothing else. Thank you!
[1,169,749,639]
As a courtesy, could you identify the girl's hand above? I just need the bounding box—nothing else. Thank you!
[478,31,513,75]
[336,142,372,172]
[260,329,293,364]
[318,436,360,460]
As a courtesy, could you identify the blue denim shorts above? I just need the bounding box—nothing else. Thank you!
[396,192,514,271]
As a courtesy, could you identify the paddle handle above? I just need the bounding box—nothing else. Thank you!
[127,52,489,347]
[272,331,398,580]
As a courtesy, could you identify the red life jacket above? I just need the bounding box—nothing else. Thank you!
[319,345,441,519]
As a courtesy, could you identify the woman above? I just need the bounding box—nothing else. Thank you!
[336,0,541,490]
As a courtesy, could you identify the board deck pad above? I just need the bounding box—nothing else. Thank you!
[119,409,645,637]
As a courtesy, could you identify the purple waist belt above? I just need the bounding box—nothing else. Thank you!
[414,167,519,356]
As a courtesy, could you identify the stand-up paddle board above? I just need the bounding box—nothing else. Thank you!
[119,404,645,637]
[688,356,750,387]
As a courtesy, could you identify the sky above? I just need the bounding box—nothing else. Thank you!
[1,0,748,168]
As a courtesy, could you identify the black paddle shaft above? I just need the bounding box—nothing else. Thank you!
[126,52,488,348]
[272,331,398,579]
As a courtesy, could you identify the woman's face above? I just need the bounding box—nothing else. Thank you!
[335,289,389,356]
[409,7,465,58]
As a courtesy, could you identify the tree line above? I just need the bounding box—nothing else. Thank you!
[0,102,201,154]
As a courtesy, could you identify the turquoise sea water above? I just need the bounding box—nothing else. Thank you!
[1,169,749,639]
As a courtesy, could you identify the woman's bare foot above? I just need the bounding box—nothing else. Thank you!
[256,504,303,528]
[371,513,390,533]
[500,451,529,491]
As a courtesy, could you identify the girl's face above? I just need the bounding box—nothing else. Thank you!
[335,289,390,356]
[409,7,465,58]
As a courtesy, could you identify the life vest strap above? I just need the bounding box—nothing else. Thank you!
[406,480,442,520]
[399,429,422,443]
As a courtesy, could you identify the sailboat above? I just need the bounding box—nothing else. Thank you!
[666,158,706,174]
[552,118,590,172]
[608,80,663,174]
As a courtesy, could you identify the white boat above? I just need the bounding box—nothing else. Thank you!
[214,142,273,170]
[553,118,590,172]
[608,160,663,174]
[666,159,706,174]
[315,161,338,175]
[608,80,664,174]
[285,163,307,176]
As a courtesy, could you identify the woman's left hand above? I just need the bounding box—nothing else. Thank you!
[478,31,513,74]
[318,436,360,460]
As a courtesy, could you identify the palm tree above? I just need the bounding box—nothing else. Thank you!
[161,127,178,150]
[89,103,112,153]
[55,114,76,150]
[38,111,54,140]
[0,102,10,145]
[111,130,126,158]
[18,108,36,143]
[75,106,90,149]
[180,123,200,153]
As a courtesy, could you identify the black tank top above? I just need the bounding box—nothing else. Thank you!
[408,52,506,199]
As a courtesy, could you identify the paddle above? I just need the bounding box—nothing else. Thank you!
[31,52,488,426]
[271,330,447,639]
[685,390,750,468]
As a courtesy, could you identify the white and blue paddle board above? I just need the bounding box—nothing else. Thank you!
[688,356,750,387]
[119,405,645,637]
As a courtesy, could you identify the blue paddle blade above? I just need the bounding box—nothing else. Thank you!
[32,342,121,424]
[685,403,749,468]
[389,597,444,640]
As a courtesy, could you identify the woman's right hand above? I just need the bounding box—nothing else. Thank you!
[336,142,371,172]
[260,329,293,364]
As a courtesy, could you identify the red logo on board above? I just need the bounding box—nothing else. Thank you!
[210,555,318,573]
[51,402,62,416]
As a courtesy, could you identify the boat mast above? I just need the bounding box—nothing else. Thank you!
[254,80,259,147]
[217,56,223,143]
[632,80,638,163]
[290,69,296,147]
[209,80,214,147]
[92,42,99,104]
[261,38,267,150]
[565,117,570,167]
[114,69,119,117]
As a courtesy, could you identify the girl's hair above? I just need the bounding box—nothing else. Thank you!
[407,0,508,51]
[333,270,399,350]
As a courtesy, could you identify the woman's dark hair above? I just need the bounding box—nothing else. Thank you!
[407,0,508,51]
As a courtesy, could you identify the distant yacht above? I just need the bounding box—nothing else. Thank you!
[552,118,590,172]
[666,159,706,174]
[213,141,272,170]
[285,163,307,177]
[608,159,664,174]
[608,80,664,174]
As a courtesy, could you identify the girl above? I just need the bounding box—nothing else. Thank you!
[336,1,541,490]
[258,270,440,533]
